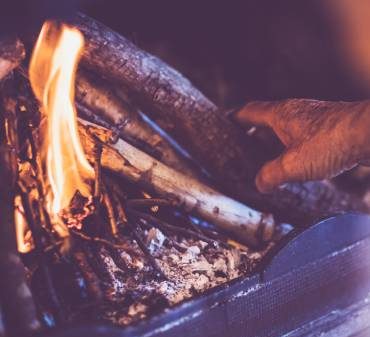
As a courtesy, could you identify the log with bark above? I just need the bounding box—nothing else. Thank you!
[2,74,271,329]
[79,120,275,247]
[71,13,256,188]
[76,69,201,179]
[70,13,369,225]
[15,67,272,248]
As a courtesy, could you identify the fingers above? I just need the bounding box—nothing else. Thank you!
[234,101,279,128]
[256,156,287,193]
[255,149,303,193]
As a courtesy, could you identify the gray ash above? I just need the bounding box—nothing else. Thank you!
[82,227,273,326]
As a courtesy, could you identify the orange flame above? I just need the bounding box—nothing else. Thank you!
[29,22,94,219]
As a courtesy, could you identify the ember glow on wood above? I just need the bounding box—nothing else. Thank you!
[14,195,33,253]
[2,4,370,335]
[29,22,94,228]
[79,121,275,247]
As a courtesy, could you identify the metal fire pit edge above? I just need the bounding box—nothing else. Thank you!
[39,213,370,337]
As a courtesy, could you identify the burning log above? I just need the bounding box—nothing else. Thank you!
[71,13,253,187]
[76,70,200,178]
[70,13,368,225]
[0,38,25,82]
[79,121,274,247]
[0,79,40,336]
[0,17,276,333]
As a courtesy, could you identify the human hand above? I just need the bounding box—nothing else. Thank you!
[234,99,370,193]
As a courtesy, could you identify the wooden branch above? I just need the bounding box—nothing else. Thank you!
[0,79,40,336]
[71,13,368,226]
[0,38,25,82]
[76,70,200,178]
[79,122,275,247]
[71,13,254,190]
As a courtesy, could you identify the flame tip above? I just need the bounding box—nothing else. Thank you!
[29,22,94,220]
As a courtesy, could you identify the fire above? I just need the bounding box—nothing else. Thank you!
[29,22,94,220]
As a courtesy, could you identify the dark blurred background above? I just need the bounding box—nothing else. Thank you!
[1,0,369,107]
[82,0,370,107]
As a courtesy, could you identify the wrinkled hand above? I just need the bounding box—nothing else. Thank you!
[235,99,370,193]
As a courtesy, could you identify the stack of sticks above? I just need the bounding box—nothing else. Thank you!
[0,13,368,337]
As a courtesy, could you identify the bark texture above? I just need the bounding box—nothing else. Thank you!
[79,121,275,247]
[72,13,256,188]
[76,70,200,178]
[68,13,370,225]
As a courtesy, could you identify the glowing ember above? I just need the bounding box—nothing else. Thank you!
[29,22,94,221]
[14,196,34,253]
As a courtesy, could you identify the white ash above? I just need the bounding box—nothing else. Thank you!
[96,228,273,326]
[146,228,166,253]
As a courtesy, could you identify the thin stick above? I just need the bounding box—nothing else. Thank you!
[0,80,40,336]
[126,198,173,208]
[19,190,65,323]
[71,230,133,252]
[93,142,102,200]
[128,221,167,280]
[128,209,218,247]
[111,193,127,224]
[79,122,275,247]
[72,248,103,301]
[102,187,118,236]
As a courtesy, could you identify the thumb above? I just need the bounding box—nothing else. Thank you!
[256,149,303,193]
[234,101,278,128]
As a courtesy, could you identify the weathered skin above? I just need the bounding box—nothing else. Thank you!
[235,99,370,193]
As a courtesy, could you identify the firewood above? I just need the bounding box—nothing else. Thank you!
[70,13,369,225]
[71,13,253,189]
[78,121,275,248]
[0,38,25,82]
[0,79,40,336]
[75,69,201,179]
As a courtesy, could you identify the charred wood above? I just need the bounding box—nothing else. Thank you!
[79,122,275,247]
[72,246,103,302]
[71,13,254,189]
[0,78,40,336]
[72,14,369,224]
[76,70,200,178]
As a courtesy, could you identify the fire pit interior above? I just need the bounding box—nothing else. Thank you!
[1,1,370,337]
